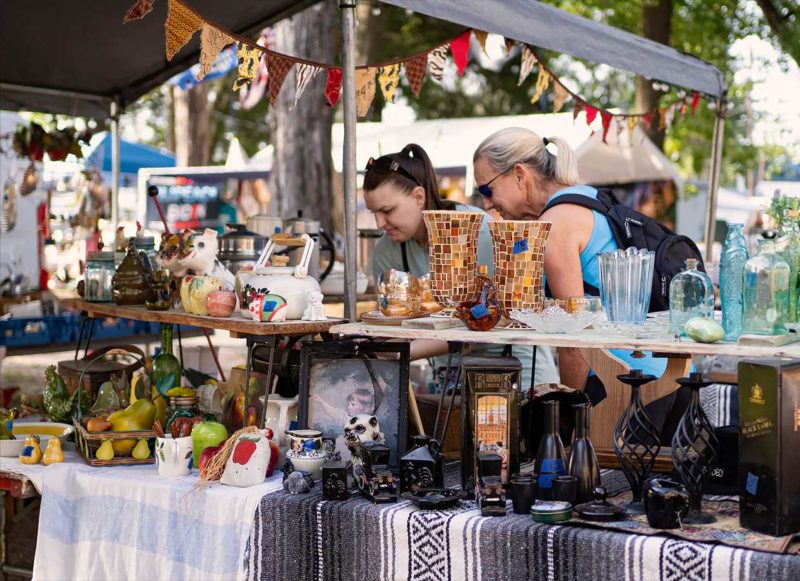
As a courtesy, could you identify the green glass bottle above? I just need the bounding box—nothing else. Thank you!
[152,324,182,398]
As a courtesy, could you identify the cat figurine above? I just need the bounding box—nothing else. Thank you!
[177,228,235,291]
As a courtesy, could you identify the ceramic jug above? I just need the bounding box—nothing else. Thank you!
[155,435,194,477]
[236,233,322,320]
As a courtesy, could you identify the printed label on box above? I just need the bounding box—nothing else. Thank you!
[540,458,564,473]
[470,304,489,319]
[746,472,758,496]
[513,239,528,254]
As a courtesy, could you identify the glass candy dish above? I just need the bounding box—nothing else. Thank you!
[509,306,596,333]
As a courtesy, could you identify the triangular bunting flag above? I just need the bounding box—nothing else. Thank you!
[584,104,598,125]
[530,69,550,104]
[505,38,516,55]
[690,91,700,113]
[642,112,654,131]
[233,42,259,91]
[292,63,322,110]
[615,117,625,143]
[165,0,203,61]
[123,0,154,23]
[680,99,688,115]
[325,68,343,107]
[404,53,427,96]
[450,30,471,76]
[355,68,377,117]
[427,45,449,84]
[378,63,401,103]
[657,106,668,130]
[664,103,677,128]
[267,53,294,105]
[553,82,570,113]
[474,30,489,55]
[197,24,233,81]
[518,45,536,86]
[573,100,584,123]
[600,111,612,143]
[627,117,638,141]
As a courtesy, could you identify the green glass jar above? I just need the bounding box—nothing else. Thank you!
[743,239,790,335]
[152,324,182,398]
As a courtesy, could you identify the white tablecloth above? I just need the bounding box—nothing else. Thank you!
[24,457,282,581]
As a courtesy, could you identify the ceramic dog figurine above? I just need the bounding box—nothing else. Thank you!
[344,414,385,488]
[178,229,235,290]
[301,289,327,321]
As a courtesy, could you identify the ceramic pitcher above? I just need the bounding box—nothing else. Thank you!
[155,435,194,477]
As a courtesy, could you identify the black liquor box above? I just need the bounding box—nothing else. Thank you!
[737,359,800,536]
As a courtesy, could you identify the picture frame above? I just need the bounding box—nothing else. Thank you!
[298,340,410,471]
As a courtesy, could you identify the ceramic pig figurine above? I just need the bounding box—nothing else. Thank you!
[249,293,288,322]
[178,229,235,291]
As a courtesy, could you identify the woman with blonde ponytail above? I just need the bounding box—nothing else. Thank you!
[473,127,666,394]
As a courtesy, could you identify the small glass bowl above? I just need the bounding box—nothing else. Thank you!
[509,306,597,333]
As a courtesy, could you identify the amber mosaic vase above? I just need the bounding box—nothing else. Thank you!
[488,221,551,328]
[423,210,485,313]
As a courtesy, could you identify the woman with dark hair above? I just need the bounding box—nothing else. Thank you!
[363,143,558,388]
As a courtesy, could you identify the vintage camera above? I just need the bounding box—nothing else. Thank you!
[477,453,507,516]
[359,441,397,503]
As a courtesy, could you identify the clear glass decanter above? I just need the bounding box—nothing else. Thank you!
[669,258,714,336]
[742,239,790,335]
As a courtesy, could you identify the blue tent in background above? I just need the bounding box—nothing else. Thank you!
[86,132,175,177]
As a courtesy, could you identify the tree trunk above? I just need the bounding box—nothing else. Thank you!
[269,2,338,234]
[634,0,672,150]
[174,83,211,166]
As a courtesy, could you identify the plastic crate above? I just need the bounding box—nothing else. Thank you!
[51,312,81,344]
[90,317,140,340]
[0,316,53,347]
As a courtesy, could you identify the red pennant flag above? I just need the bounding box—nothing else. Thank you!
[123,0,153,23]
[642,112,654,130]
[584,105,598,126]
[600,111,612,143]
[267,53,294,105]
[325,68,343,107]
[691,91,700,113]
[449,30,471,76]
[572,100,584,123]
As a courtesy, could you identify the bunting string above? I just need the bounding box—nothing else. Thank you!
[126,0,704,133]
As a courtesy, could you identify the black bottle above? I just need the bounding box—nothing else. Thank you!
[568,403,601,504]
[534,400,567,500]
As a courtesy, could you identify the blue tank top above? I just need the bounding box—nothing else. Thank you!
[546,186,667,378]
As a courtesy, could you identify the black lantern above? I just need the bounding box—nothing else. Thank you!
[400,435,444,493]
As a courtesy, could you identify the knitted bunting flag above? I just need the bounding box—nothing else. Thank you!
[197,24,233,81]
[584,104,598,125]
[355,68,377,117]
[572,100,584,122]
[553,81,570,113]
[600,111,612,143]
[378,63,401,103]
[690,91,700,113]
[165,0,202,61]
[518,45,536,86]
[530,69,550,104]
[449,30,471,76]
[474,30,489,55]
[427,45,449,84]
[404,53,427,96]
[292,63,322,110]
[267,53,294,105]
[627,117,638,141]
[233,42,258,91]
[325,68,343,106]
[123,0,154,23]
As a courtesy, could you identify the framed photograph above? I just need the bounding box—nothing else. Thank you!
[298,340,410,471]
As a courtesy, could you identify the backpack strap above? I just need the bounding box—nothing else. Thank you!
[400,242,410,272]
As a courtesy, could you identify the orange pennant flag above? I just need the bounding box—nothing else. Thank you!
[356,68,377,117]
[530,69,550,104]
[379,64,401,103]
[553,82,569,113]
[197,24,233,81]
[165,0,202,61]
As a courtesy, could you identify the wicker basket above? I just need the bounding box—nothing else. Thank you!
[73,348,156,467]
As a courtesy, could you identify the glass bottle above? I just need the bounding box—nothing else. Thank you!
[567,403,601,504]
[455,264,501,331]
[84,251,116,303]
[743,239,790,335]
[775,221,800,323]
[152,324,182,398]
[720,224,749,340]
[669,258,714,336]
[534,400,566,501]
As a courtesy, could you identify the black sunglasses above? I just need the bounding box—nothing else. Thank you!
[475,169,509,198]
[365,156,421,187]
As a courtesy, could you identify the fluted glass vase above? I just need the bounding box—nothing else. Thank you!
[720,224,749,340]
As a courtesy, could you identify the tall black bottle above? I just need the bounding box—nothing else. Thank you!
[534,400,567,500]
[567,403,601,504]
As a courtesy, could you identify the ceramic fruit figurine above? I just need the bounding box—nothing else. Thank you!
[42,438,65,465]
[191,420,228,467]
[178,229,235,290]
[132,439,150,460]
[302,290,327,321]
[183,275,224,316]
[19,435,42,464]
[96,440,115,461]
[250,293,288,322]
[206,290,237,317]
[112,241,153,305]
[107,399,157,455]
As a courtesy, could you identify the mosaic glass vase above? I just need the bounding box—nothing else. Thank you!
[488,220,551,328]
[614,370,661,515]
[720,224,749,340]
[423,210,484,316]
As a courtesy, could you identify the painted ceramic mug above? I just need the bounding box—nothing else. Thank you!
[155,435,194,477]
[285,429,323,455]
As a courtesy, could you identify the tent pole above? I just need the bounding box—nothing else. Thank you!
[703,98,726,263]
[340,1,358,320]
[110,98,121,235]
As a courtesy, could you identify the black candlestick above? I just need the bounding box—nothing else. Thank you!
[614,370,661,515]
[671,372,719,524]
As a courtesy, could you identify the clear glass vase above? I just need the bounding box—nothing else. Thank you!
[742,239,790,335]
[774,222,800,323]
[719,224,749,340]
[669,258,714,336]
